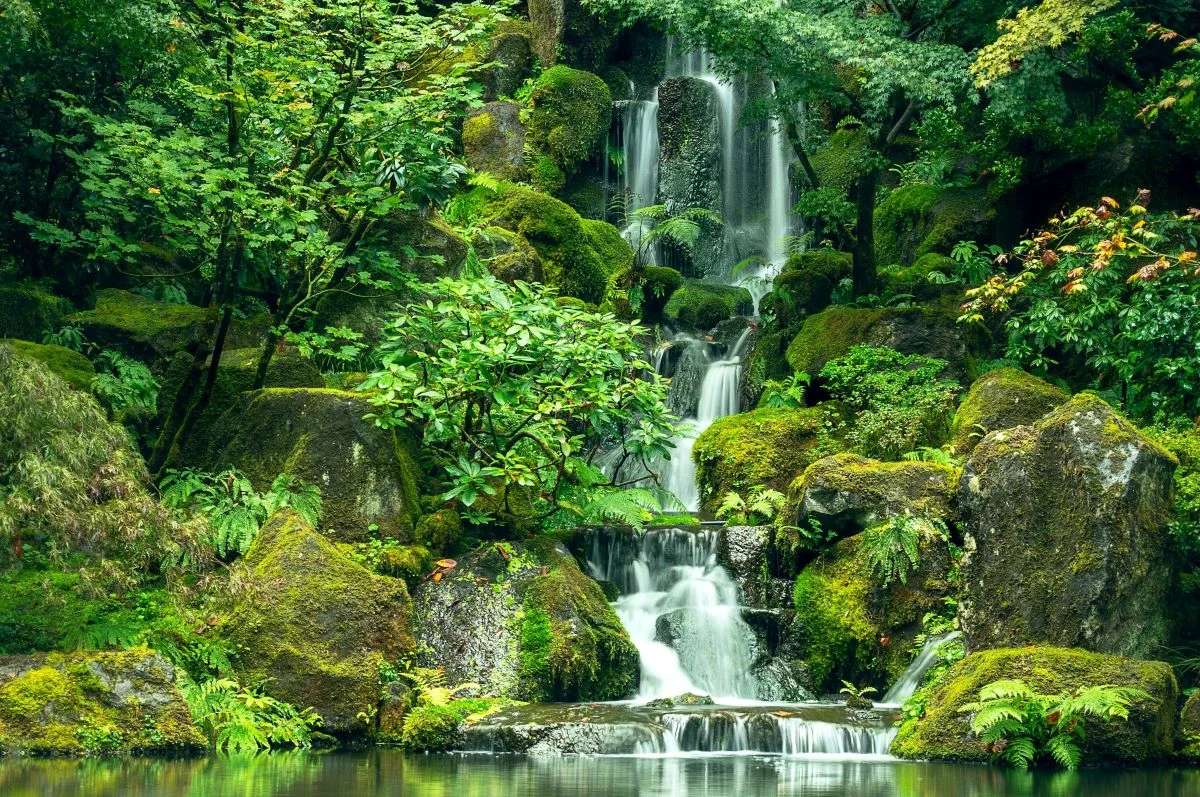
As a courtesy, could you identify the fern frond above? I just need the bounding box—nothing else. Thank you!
[1046,733,1081,770]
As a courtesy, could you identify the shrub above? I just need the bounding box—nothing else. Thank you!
[182,677,320,753]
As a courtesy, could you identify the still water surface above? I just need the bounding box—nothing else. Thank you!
[1,751,1197,796]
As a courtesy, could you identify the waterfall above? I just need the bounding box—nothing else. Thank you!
[587,527,759,701]
[619,92,661,262]
[662,328,751,511]
[878,632,962,707]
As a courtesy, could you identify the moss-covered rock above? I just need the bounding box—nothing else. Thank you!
[1181,692,1200,761]
[762,249,852,329]
[414,509,463,551]
[663,281,753,333]
[874,184,994,267]
[462,101,527,181]
[785,299,973,381]
[526,66,611,183]
[526,0,616,70]
[958,394,1175,657]
[656,76,722,274]
[0,282,72,341]
[949,368,1068,455]
[810,128,869,192]
[581,218,634,275]
[693,407,829,515]
[482,184,615,303]
[67,289,246,370]
[786,453,959,536]
[222,510,415,738]
[481,22,534,100]
[412,539,638,702]
[159,347,324,463]
[605,264,684,320]
[394,211,470,282]
[880,252,957,299]
[195,388,423,541]
[0,649,204,756]
[790,531,954,692]
[3,339,94,390]
[891,647,1178,764]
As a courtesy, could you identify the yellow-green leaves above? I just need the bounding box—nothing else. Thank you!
[971,0,1118,88]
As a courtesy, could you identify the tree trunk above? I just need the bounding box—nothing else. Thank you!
[852,168,880,296]
[156,304,234,471]
[251,325,282,390]
[148,334,211,475]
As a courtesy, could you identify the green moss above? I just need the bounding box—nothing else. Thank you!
[693,407,828,515]
[663,281,754,332]
[67,289,218,364]
[0,282,72,340]
[3,339,94,390]
[791,536,880,691]
[766,249,852,322]
[516,541,638,701]
[785,306,887,375]
[874,184,993,267]
[0,568,99,653]
[0,650,204,757]
[949,368,1069,454]
[415,509,462,551]
[581,218,634,276]
[880,253,955,299]
[399,703,463,752]
[530,154,567,194]
[526,66,612,180]
[462,111,498,154]
[483,184,610,304]
[810,129,869,192]
[603,264,683,320]
[891,647,1178,764]
[378,544,432,584]
[221,510,416,737]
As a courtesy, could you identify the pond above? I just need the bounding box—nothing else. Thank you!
[1,751,1197,797]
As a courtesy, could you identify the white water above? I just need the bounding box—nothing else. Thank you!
[619,92,661,262]
[879,632,962,707]
[588,527,759,701]
[662,328,751,511]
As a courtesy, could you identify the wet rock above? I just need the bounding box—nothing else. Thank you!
[957,394,1174,656]
[3,339,94,390]
[719,526,794,608]
[463,101,527,181]
[645,693,715,709]
[656,77,722,275]
[0,282,73,341]
[0,650,204,756]
[750,658,816,703]
[221,510,415,739]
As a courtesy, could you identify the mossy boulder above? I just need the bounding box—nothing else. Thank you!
[462,101,527,181]
[787,453,959,537]
[957,394,1175,657]
[526,0,615,69]
[581,217,635,275]
[790,531,955,692]
[0,649,204,756]
[196,388,423,541]
[222,510,415,738]
[393,211,469,282]
[785,300,973,381]
[481,22,534,100]
[693,407,829,516]
[526,66,611,184]
[67,289,264,371]
[1181,692,1200,761]
[159,347,324,463]
[412,539,638,702]
[3,339,94,390]
[481,184,620,304]
[0,282,72,340]
[891,647,1178,764]
[605,264,684,320]
[880,252,957,299]
[477,226,544,285]
[874,184,994,267]
[762,249,852,329]
[949,368,1069,455]
[663,281,753,333]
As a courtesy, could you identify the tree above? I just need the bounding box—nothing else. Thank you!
[17,0,504,470]
[586,0,973,294]
[359,273,682,527]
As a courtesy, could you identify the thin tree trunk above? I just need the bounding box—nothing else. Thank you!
[252,324,282,390]
[157,304,234,471]
[852,168,880,296]
[148,335,211,475]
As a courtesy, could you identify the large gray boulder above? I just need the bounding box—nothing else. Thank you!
[957,393,1175,657]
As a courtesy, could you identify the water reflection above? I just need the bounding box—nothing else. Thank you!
[0,751,1197,797]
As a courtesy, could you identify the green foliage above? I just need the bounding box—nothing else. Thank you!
[160,469,321,558]
[960,679,1146,770]
[862,515,946,587]
[962,196,1200,421]
[627,204,723,266]
[758,372,810,409]
[820,345,960,459]
[715,486,787,526]
[360,274,679,527]
[181,677,320,754]
[971,0,1119,88]
[90,349,158,421]
[396,666,508,752]
[0,344,207,593]
[43,324,85,352]
[526,65,612,179]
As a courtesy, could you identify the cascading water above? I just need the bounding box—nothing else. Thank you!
[661,328,751,512]
[618,89,661,261]
[879,632,962,707]
[587,527,758,701]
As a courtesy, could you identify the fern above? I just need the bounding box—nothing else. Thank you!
[901,446,962,467]
[716,485,784,525]
[572,486,682,530]
[182,677,320,753]
[960,678,1147,770]
[862,515,946,586]
[90,349,159,419]
[265,473,322,526]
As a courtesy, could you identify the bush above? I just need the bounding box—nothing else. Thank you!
[820,345,961,459]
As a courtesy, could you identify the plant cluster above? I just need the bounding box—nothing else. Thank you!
[182,677,320,754]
